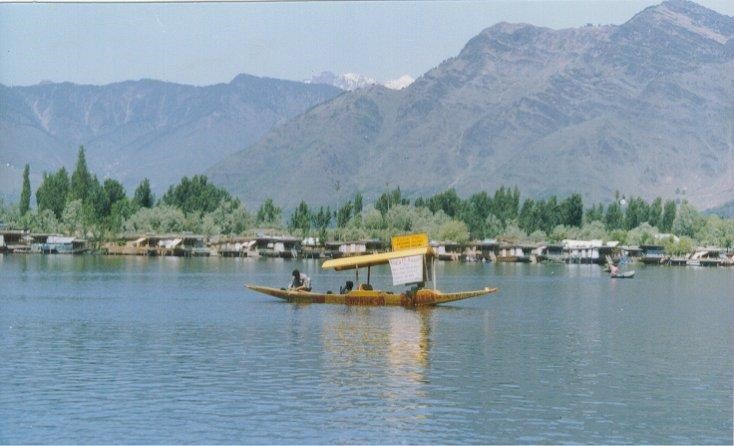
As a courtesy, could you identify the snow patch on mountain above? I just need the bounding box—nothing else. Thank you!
[308,71,414,90]
[384,75,415,90]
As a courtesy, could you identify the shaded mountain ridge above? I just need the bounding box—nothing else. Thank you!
[208,0,734,210]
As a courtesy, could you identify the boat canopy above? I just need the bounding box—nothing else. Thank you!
[322,246,434,271]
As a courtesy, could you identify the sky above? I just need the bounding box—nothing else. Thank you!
[1,0,733,87]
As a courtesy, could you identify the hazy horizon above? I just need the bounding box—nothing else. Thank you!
[1,0,733,88]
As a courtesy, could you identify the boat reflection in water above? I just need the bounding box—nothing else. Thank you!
[319,307,434,425]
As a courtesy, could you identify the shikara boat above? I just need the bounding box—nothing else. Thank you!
[611,270,635,279]
[246,234,498,307]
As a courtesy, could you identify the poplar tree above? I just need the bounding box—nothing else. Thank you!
[20,164,31,216]
[661,200,677,232]
[70,146,92,203]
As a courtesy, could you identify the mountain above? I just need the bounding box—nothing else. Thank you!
[308,71,415,90]
[705,198,734,218]
[209,0,734,211]
[0,74,342,199]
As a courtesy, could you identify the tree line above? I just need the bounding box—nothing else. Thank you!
[2,146,733,253]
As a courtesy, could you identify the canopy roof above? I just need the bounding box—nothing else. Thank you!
[322,246,433,271]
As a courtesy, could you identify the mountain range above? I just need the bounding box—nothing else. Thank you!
[1,0,732,214]
[208,0,733,211]
[0,75,341,199]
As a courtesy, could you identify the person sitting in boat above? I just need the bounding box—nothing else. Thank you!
[339,280,354,294]
[610,261,620,277]
[289,269,311,291]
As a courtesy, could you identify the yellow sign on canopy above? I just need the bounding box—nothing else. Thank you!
[391,233,429,251]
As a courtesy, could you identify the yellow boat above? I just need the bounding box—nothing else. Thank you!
[246,233,498,307]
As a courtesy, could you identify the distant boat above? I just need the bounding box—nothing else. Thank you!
[611,270,635,279]
[246,233,498,307]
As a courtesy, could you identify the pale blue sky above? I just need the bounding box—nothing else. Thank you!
[1,1,732,87]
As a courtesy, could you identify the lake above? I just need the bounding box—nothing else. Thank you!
[0,255,731,444]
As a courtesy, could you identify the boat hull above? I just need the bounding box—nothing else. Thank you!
[611,271,635,278]
[246,284,498,307]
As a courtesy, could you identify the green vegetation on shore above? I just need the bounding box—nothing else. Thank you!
[2,146,733,254]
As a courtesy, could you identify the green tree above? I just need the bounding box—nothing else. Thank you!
[484,214,504,238]
[647,197,663,228]
[311,206,332,243]
[498,223,527,244]
[256,198,282,227]
[426,189,462,217]
[537,196,559,234]
[375,187,408,216]
[491,186,520,224]
[61,199,86,237]
[124,205,188,233]
[385,204,415,232]
[435,220,470,244]
[673,201,704,238]
[353,193,363,215]
[559,193,583,227]
[585,203,605,223]
[36,168,70,219]
[19,209,61,234]
[518,198,536,233]
[460,192,492,239]
[661,200,676,232]
[208,199,251,235]
[604,194,624,231]
[289,201,312,236]
[363,208,386,231]
[161,175,231,214]
[549,224,571,242]
[663,236,695,256]
[70,146,92,203]
[336,201,353,228]
[20,164,31,216]
[133,178,155,208]
[626,223,659,246]
[577,221,609,241]
[108,198,139,233]
[102,178,126,217]
[624,197,648,230]
[84,176,108,222]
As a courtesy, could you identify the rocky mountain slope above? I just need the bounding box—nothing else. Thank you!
[0,75,341,198]
[209,0,734,210]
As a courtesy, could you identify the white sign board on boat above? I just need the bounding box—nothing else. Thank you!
[389,255,424,285]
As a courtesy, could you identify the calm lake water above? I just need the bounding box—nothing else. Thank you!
[1,255,731,444]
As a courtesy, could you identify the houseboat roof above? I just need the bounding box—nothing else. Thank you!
[430,240,463,248]
[118,233,206,241]
[46,236,78,244]
[324,239,384,247]
[322,246,433,271]
[255,235,300,242]
[473,239,499,247]
[640,244,665,249]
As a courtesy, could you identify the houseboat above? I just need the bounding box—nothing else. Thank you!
[32,235,86,254]
[324,239,385,258]
[254,235,301,258]
[495,244,533,263]
[640,244,668,265]
[431,241,466,261]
